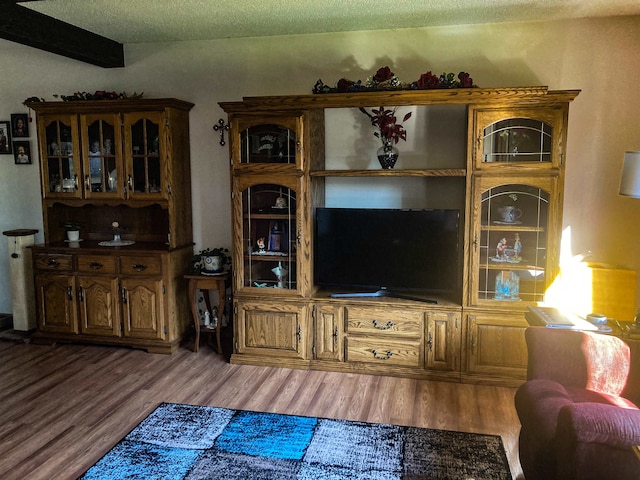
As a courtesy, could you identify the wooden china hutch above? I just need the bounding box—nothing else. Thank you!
[221,86,579,386]
[27,98,194,354]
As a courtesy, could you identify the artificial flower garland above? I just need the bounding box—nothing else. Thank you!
[313,66,476,94]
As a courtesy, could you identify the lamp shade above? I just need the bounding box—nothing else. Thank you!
[619,151,640,198]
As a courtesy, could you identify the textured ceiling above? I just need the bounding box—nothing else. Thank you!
[21,0,640,44]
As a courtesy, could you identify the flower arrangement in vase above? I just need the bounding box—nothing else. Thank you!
[359,106,412,169]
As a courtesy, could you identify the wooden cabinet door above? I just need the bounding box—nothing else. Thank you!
[314,304,343,361]
[235,300,308,360]
[37,113,82,200]
[464,312,528,380]
[77,275,121,337]
[121,277,164,340]
[79,113,124,199]
[472,105,567,171]
[230,113,303,172]
[122,111,167,201]
[35,274,78,334]
[425,310,461,372]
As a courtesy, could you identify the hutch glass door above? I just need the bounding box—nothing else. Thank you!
[471,178,557,305]
[235,178,300,294]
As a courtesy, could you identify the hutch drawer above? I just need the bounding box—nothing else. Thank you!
[346,337,422,368]
[120,255,163,275]
[76,255,117,274]
[345,306,422,337]
[34,253,73,272]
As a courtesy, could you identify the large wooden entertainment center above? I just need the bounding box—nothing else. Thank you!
[220,86,579,386]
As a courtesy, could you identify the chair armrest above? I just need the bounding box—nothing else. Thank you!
[557,403,640,448]
[526,327,630,395]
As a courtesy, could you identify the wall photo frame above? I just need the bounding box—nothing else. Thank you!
[13,141,31,164]
[11,113,29,138]
[0,121,12,154]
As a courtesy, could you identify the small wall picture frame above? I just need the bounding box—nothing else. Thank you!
[0,121,12,154]
[10,113,29,138]
[13,141,31,164]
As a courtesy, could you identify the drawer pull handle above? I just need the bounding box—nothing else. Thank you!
[427,332,433,351]
[371,349,393,360]
[47,259,59,268]
[372,319,394,330]
[122,288,128,304]
[67,286,73,301]
[89,262,103,270]
[132,263,148,271]
[78,286,84,302]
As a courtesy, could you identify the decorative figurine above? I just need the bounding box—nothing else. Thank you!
[256,237,266,252]
[513,233,522,260]
[496,237,508,259]
[271,261,289,288]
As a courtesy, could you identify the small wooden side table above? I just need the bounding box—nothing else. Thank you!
[185,273,229,354]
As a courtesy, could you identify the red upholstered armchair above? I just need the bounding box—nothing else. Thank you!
[515,327,640,480]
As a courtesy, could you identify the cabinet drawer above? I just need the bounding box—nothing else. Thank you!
[345,306,422,337]
[34,253,73,272]
[120,256,162,275]
[77,255,117,274]
[346,337,421,368]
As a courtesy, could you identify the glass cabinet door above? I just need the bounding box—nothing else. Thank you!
[470,176,559,306]
[232,115,302,170]
[473,107,566,170]
[122,112,165,200]
[80,114,123,198]
[233,176,302,294]
[39,114,81,199]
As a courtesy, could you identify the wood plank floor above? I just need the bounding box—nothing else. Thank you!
[0,339,524,480]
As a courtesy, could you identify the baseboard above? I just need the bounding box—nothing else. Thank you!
[0,313,13,330]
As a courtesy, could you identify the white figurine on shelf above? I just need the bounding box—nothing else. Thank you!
[271,261,288,288]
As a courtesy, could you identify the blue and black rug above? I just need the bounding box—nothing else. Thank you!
[80,403,511,479]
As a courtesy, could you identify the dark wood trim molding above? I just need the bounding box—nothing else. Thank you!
[0,1,124,68]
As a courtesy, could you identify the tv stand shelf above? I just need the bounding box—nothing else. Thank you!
[221,86,578,386]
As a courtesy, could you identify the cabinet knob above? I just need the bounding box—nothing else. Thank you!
[85,175,90,190]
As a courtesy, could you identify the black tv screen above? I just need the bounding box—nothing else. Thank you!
[314,208,460,297]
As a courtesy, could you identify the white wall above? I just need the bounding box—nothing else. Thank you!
[1,16,639,314]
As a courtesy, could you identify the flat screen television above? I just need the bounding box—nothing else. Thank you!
[314,208,460,302]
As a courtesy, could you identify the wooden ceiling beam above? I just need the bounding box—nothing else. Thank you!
[0,1,124,68]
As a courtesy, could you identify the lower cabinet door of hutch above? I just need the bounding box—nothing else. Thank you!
[314,304,343,361]
[235,302,308,360]
[35,274,79,334]
[77,276,121,337]
[465,313,528,379]
[121,278,164,340]
[426,311,460,372]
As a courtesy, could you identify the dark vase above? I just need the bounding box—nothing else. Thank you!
[377,139,399,169]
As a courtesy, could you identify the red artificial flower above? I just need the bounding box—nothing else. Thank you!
[360,106,412,144]
[458,72,474,88]
[336,78,354,93]
[416,71,440,89]
[373,66,394,83]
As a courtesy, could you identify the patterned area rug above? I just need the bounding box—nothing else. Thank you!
[80,403,511,480]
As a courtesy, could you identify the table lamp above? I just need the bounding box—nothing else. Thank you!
[620,151,640,334]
